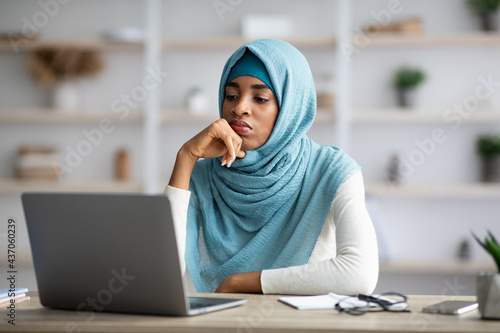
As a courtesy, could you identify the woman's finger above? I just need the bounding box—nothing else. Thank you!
[219,131,238,168]
[214,119,245,168]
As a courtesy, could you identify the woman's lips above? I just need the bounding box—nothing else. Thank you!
[229,120,251,134]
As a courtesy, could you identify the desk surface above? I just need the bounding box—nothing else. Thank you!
[0,292,498,333]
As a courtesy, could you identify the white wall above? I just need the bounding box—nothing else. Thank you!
[0,0,499,294]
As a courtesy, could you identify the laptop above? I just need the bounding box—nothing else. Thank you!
[22,192,246,316]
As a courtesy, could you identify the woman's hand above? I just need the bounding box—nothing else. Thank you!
[169,119,246,190]
[184,118,245,166]
[215,271,263,293]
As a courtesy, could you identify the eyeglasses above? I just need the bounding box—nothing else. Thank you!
[334,292,410,315]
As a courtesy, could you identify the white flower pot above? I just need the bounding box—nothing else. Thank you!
[477,271,500,319]
[187,88,210,115]
[479,12,499,32]
[396,87,416,108]
[53,81,80,111]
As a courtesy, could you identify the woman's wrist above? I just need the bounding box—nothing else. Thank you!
[215,271,263,294]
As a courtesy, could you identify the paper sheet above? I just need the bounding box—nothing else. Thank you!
[279,292,408,311]
[279,293,363,310]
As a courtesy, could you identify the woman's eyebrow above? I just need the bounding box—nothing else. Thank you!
[225,82,270,90]
[251,84,270,90]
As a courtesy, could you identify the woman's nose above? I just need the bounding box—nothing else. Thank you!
[232,99,251,116]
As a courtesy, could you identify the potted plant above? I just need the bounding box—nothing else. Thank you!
[477,134,500,182]
[468,0,500,31]
[393,66,425,108]
[26,46,104,111]
[472,230,500,319]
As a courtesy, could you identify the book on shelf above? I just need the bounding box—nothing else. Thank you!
[0,288,30,304]
[15,145,60,180]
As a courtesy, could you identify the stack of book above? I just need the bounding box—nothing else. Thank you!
[0,288,30,305]
[16,145,60,180]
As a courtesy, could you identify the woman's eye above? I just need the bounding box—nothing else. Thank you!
[255,97,268,103]
[226,95,238,101]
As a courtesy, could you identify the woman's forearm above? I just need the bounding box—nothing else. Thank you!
[169,145,199,191]
[216,271,263,293]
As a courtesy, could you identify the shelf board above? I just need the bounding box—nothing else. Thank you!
[162,37,336,49]
[352,109,500,124]
[365,182,500,198]
[0,39,144,52]
[361,32,500,48]
[0,109,216,124]
[0,37,336,53]
[0,109,142,124]
[0,179,143,194]
[380,260,495,275]
[2,33,499,53]
[159,109,337,124]
[3,108,499,125]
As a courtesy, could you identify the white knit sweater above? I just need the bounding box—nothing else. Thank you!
[165,169,379,295]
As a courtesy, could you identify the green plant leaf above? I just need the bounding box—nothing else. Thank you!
[477,134,500,159]
[485,235,500,272]
[393,67,426,88]
[471,231,488,251]
[488,230,499,244]
[468,0,500,13]
[472,230,500,272]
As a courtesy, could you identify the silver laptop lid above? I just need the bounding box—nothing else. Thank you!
[22,193,190,316]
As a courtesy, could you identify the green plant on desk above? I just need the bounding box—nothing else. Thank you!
[472,230,500,271]
[472,230,500,319]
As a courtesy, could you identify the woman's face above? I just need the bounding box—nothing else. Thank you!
[222,75,279,151]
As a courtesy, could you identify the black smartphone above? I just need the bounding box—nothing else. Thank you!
[422,300,478,315]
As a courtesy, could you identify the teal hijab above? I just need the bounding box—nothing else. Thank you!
[186,39,359,292]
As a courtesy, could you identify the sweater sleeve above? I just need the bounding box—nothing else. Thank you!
[164,185,191,276]
[260,170,379,295]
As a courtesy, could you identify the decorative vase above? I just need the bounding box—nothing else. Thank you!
[479,12,499,31]
[477,272,500,319]
[187,87,210,115]
[53,80,80,111]
[397,87,415,108]
[481,156,500,182]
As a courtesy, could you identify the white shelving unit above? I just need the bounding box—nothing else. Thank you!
[0,4,499,194]
[0,22,340,194]
[2,29,500,194]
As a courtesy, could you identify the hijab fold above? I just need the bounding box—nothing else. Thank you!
[186,39,359,292]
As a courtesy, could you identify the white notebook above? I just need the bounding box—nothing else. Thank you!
[279,293,408,311]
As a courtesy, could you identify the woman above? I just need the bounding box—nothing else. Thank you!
[167,39,378,295]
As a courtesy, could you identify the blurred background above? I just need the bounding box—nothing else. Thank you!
[1,0,499,295]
